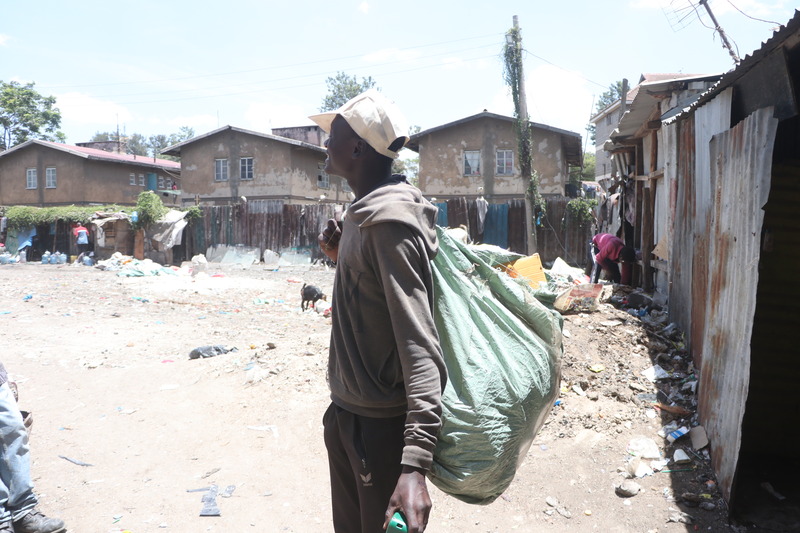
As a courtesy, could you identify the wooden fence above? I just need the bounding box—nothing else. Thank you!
[184,196,592,267]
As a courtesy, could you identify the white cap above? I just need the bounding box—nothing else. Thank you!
[309,89,409,159]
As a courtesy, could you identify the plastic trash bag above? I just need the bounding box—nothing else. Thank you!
[429,227,563,504]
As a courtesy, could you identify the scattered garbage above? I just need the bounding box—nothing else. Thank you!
[627,436,662,459]
[189,345,238,359]
[544,496,572,518]
[59,454,93,467]
[666,426,690,444]
[615,480,641,497]
[667,510,694,524]
[553,283,603,313]
[673,449,692,465]
[199,485,221,517]
[689,426,709,449]
[641,365,670,382]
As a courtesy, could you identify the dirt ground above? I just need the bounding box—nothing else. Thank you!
[0,261,739,532]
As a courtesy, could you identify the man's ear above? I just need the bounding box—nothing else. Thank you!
[352,138,368,159]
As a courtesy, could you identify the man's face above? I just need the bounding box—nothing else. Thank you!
[324,116,358,178]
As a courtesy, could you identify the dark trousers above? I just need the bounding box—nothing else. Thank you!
[323,403,405,533]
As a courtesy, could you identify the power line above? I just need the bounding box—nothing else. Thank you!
[726,0,781,26]
[80,43,502,101]
[38,33,504,91]
[521,48,608,90]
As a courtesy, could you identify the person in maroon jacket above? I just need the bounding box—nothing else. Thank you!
[590,233,636,285]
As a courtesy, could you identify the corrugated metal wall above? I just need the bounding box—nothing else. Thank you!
[697,107,778,502]
[669,116,696,339]
[691,89,734,363]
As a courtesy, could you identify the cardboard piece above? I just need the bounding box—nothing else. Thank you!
[504,253,547,287]
[689,425,709,449]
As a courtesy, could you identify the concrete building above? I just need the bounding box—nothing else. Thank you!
[162,125,349,206]
[407,111,582,201]
[0,139,180,207]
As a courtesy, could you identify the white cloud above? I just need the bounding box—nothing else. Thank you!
[358,2,369,14]
[244,101,312,132]
[56,92,133,125]
[0,34,10,46]
[486,64,595,143]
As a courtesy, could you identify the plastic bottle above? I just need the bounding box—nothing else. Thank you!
[49,252,59,264]
[41,251,51,264]
[387,512,407,533]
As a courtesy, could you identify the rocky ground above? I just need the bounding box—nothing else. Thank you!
[0,260,743,532]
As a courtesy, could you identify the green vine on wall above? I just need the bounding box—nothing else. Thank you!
[503,27,545,222]
[3,204,124,230]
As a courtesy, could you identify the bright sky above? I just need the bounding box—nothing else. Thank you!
[3,0,796,154]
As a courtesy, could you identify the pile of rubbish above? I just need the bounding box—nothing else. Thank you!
[95,252,178,277]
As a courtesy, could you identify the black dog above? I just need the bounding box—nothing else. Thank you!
[301,283,327,311]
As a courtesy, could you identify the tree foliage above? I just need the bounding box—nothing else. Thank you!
[320,72,377,112]
[90,126,194,160]
[0,81,65,150]
[588,80,626,144]
[132,191,168,230]
[581,152,596,181]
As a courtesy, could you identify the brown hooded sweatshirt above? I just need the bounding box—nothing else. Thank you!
[328,175,447,471]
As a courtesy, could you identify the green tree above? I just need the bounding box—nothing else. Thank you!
[320,72,377,112]
[589,80,626,143]
[148,134,171,157]
[127,133,149,156]
[0,81,65,150]
[581,152,596,181]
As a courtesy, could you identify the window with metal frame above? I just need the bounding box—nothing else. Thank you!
[464,150,481,176]
[45,167,57,188]
[318,170,330,189]
[240,157,254,180]
[158,175,165,189]
[26,168,37,189]
[130,173,136,185]
[138,174,145,186]
[215,158,229,181]
[496,150,514,175]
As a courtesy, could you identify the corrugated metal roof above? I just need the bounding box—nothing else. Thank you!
[603,74,721,151]
[0,139,181,170]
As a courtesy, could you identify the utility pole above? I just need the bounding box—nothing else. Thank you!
[505,15,537,254]
[698,0,741,64]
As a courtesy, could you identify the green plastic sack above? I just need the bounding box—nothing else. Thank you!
[429,227,563,504]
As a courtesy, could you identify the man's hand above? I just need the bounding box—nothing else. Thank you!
[318,217,342,262]
[383,467,431,533]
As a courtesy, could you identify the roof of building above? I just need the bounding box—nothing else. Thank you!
[0,139,181,170]
[162,125,327,156]
[406,111,583,166]
[604,73,722,150]
[590,73,711,123]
